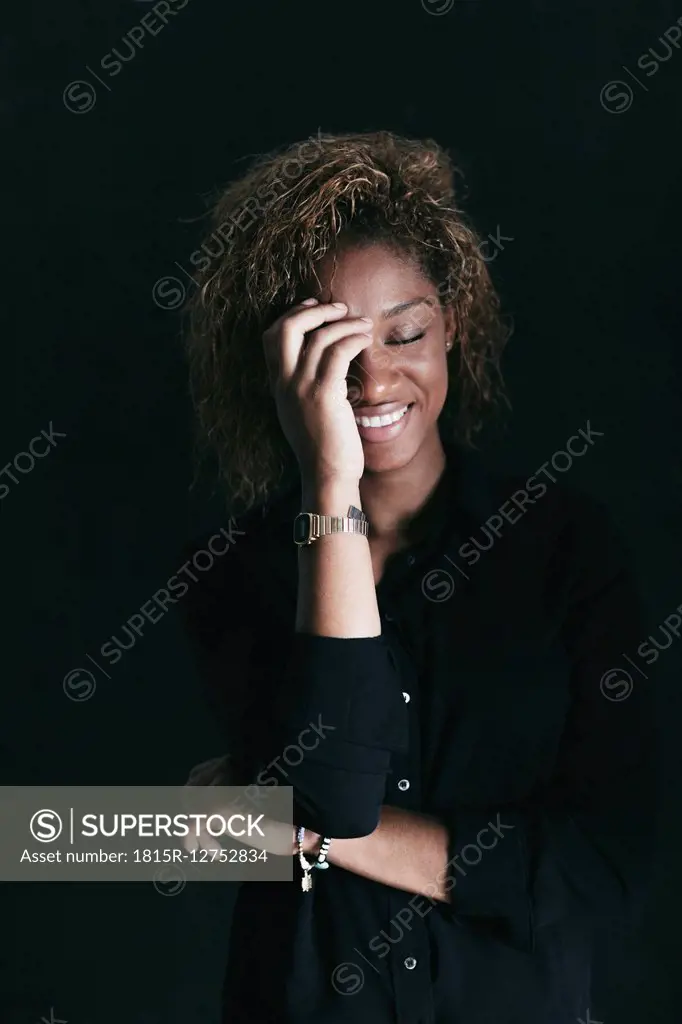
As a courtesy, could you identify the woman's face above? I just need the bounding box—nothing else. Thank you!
[314,242,454,475]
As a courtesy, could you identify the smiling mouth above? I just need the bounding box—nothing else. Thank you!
[353,402,415,443]
[354,403,413,428]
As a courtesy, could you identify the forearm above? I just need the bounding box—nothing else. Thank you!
[297,478,380,637]
[307,805,452,903]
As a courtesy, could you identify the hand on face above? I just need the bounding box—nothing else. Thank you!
[263,298,372,488]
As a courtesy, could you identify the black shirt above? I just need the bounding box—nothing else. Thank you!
[183,442,657,1024]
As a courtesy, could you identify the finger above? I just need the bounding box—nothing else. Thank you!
[263,302,350,384]
[278,303,353,382]
[261,299,324,385]
[313,334,375,394]
[183,830,198,853]
[197,827,222,854]
[295,318,374,382]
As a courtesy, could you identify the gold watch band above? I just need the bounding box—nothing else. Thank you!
[294,505,369,546]
[309,513,369,539]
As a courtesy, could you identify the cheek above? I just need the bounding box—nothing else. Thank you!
[432,367,450,413]
[412,348,449,404]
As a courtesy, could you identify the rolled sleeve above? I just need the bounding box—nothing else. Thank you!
[266,633,408,837]
[182,539,408,839]
[275,633,408,752]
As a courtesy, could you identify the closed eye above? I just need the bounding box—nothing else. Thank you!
[387,332,425,346]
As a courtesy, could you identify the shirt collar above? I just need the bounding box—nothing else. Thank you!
[448,442,499,536]
[400,440,497,556]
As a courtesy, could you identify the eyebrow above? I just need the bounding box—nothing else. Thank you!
[380,297,435,321]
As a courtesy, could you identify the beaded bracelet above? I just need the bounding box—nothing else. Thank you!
[296,825,332,892]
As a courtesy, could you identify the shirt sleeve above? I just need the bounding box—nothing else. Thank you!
[181,538,409,839]
[437,497,658,952]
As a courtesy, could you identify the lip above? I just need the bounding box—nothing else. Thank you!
[353,402,411,418]
[354,402,415,443]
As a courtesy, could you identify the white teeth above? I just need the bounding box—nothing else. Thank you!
[354,405,410,428]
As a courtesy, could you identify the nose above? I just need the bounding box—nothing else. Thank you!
[349,340,403,405]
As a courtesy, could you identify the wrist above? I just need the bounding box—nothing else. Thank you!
[300,479,362,515]
[292,826,323,857]
[302,828,322,856]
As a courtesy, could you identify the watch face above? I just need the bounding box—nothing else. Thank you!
[293,513,311,545]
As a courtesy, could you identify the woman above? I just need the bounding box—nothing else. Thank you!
[182,131,655,1024]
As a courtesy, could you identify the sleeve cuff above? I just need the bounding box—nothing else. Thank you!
[274,633,409,753]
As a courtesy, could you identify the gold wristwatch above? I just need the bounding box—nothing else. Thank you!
[293,505,369,547]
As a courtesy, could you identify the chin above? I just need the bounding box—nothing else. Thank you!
[360,433,424,475]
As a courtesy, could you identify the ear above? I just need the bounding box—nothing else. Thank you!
[443,305,456,350]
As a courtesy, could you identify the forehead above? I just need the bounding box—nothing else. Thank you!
[313,242,435,311]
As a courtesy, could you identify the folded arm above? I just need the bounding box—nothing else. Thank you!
[182,480,408,840]
[304,805,453,902]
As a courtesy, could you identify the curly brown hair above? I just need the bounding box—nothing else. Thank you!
[185,130,511,511]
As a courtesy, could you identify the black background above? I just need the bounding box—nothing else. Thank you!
[3,0,681,1021]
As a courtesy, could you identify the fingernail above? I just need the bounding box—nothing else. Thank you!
[360,316,373,323]
[332,301,347,309]
[301,297,318,305]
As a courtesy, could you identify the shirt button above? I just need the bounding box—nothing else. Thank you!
[404,956,417,970]
[402,691,411,703]
[397,778,410,791]
[406,554,416,567]
[384,612,393,622]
